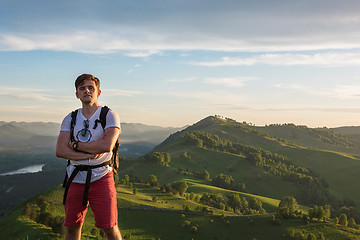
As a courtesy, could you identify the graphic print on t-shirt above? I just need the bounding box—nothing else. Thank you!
[76,119,92,142]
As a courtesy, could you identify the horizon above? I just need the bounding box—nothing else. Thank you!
[2,1,360,128]
[1,115,359,129]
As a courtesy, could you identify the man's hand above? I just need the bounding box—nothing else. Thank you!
[56,131,98,161]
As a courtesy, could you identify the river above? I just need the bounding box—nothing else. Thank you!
[0,164,45,176]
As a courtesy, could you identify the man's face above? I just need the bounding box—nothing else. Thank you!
[76,79,101,104]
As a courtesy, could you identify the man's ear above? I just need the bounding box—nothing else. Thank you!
[75,91,79,99]
[97,89,101,98]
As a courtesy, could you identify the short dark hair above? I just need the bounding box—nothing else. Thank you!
[75,74,100,90]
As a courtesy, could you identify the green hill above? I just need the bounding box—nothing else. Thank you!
[121,116,360,211]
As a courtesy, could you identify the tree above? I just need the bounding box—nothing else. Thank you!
[147,175,159,188]
[309,205,318,220]
[184,132,203,147]
[24,203,32,217]
[249,198,265,213]
[202,170,210,180]
[145,152,171,166]
[122,175,130,183]
[318,206,326,221]
[37,212,52,226]
[339,213,348,227]
[278,196,298,217]
[52,216,65,235]
[228,194,242,211]
[324,204,331,221]
[238,183,246,192]
[212,173,234,188]
[172,181,188,195]
[348,218,356,228]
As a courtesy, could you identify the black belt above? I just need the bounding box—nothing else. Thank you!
[63,161,111,206]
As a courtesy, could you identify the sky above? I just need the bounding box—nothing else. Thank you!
[1,0,360,128]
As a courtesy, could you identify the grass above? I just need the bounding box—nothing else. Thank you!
[120,145,299,202]
[278,146,360,207]
[1,182,360,240]
[152,120,360,212]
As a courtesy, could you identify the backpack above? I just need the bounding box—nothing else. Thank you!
[62,106,120,206]
[69,105,120,173]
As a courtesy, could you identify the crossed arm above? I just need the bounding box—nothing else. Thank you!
[56,127,121,161]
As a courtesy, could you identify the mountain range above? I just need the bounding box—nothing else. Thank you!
[0,121,184,156]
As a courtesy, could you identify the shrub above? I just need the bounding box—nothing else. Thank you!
[123,233,132,240]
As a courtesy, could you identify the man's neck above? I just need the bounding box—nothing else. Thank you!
[81,102,99,119]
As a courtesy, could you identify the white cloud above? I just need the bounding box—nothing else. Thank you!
[103,89,142,97]
[123,50,161,58]
[203,77,255,87]
[0,86,55,102]
[208,102,360,113]
[158,90,251,104]
[330,85,360,99]
[168,77,197,83]
[192,53,360,67]
[275,83,360,99]
[2,1,360,54]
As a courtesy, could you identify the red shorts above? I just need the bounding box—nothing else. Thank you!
[64,171,118,229]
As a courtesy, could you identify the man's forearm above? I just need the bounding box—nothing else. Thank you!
[76,138,113,154]
[74,127,120,154]
[56,145,94,161]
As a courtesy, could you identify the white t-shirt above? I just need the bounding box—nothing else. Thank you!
[60,106,121,183]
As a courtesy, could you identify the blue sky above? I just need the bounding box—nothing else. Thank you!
[1,0,360,128]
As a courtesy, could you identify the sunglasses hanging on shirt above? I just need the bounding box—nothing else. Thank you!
[76,119,92,142]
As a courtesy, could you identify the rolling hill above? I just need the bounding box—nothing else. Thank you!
[121,116,360,210]
[2,116,360,239]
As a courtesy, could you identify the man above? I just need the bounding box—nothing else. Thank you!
[56,74,122,240]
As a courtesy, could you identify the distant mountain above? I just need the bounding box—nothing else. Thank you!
[120,122,184,144]
[0,121,60,137]
[0,121,183,156]
[0,123,38,143]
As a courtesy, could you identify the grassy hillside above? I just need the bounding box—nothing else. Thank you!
[256,124,360,156]
[1,181,359,240]
[140,116,360,211]
[120,146,299,202]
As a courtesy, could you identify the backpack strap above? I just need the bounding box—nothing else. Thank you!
[93,106,121,174]
[70,109,78,142]
[93,106,109,130]
[63,161,111,206]
[62,109,78,188]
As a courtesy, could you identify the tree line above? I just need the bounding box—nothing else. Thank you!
[200,192,265,215]
[23,195,64,236]
[183,131,337,207]
[144,152,171,166]
[268,123,355,148]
